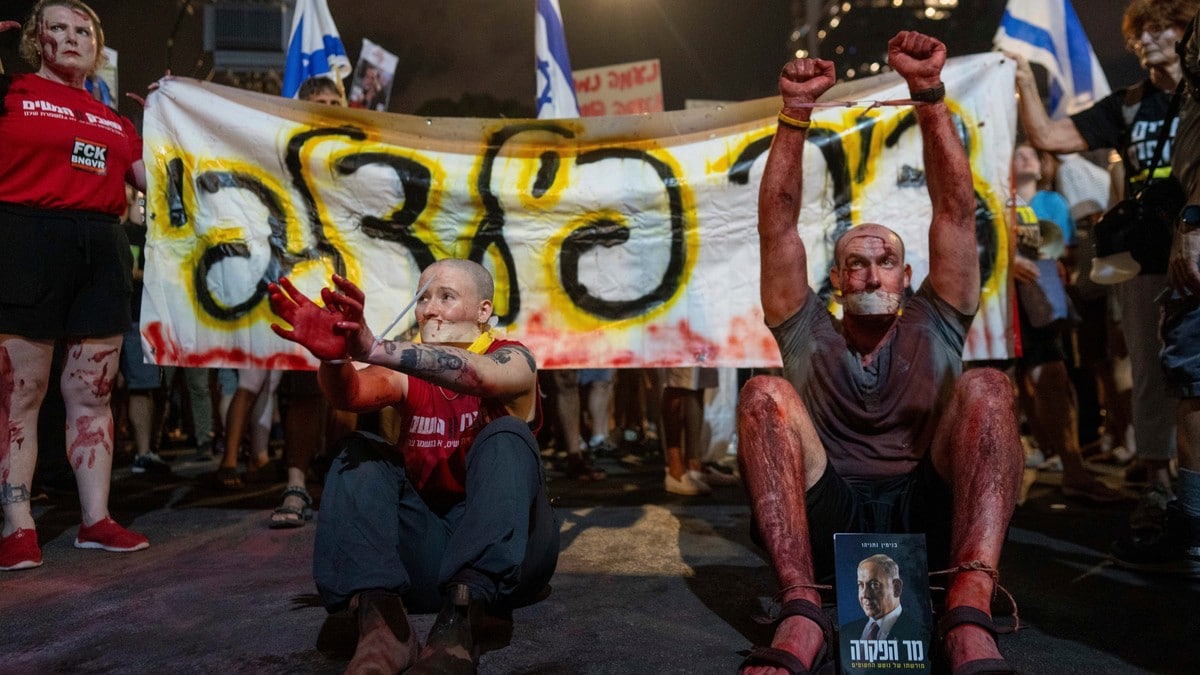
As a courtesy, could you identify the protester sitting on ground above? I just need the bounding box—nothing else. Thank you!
[0,0,151,572]
[268,259,558,673]
[1010,0,1198,550]
[735,32,1023,674]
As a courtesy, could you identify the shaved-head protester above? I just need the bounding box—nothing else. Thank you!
[267,259,558,674]
[736,32,1023,675]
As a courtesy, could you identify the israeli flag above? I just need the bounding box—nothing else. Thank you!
[535,0,579,119]
[282,0,353,99]
[994,0,1110,118]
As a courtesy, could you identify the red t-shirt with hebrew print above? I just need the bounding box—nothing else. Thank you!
[396,338,541,513]
[0,73,142,216]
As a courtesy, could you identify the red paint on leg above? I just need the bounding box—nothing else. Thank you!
[0,346,12,479]
[70,415,108,471]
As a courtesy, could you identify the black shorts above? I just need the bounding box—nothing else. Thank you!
[0,203,132,339]
[804,460,953,583]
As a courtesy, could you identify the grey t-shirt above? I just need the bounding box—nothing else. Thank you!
[769,281,974,480]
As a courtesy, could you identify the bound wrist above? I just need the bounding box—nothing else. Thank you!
[908,82,945,103]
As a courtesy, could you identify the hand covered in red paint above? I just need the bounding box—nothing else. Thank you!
[888,31,946,90]
[0,20,19,33]
[779,58,837,109]
[319,274,378,361]
[268,276,355,362]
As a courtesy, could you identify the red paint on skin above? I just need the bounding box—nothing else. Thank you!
[0,346,12,480]
[88,347,118,363]
[69,415,109,470]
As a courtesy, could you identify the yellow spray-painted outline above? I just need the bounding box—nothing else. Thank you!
[531,147,700,332]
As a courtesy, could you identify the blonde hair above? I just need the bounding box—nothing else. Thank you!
[19,0,107,74]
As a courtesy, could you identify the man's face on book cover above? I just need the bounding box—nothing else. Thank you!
[857,560,902,620]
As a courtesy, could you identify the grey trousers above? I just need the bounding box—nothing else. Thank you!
[313,417,559,613]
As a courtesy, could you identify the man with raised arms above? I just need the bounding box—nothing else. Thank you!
[736,32,1023,675]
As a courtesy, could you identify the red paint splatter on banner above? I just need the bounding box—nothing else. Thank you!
[69,415,108,470]
[141,322,317,370]
[646,319,721,362]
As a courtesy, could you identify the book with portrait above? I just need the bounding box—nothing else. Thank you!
[834,533,933,674]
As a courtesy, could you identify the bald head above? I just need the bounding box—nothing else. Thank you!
[424,259,495,303]
[833,224,906,267]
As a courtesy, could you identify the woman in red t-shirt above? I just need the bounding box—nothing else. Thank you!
[0,1,150,572]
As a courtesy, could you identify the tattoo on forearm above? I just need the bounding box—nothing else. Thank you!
[0,483,30,505]
[491,346,536,373]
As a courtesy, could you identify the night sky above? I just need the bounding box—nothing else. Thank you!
[0,0,1143,125]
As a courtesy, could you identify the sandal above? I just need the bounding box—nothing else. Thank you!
[936,606,1017,675]
[216,466,242,490]
[269,485,314,529]
[738,598,835,675]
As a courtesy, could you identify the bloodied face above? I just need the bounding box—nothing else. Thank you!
[830,224,911,316]
[414,261,494,345]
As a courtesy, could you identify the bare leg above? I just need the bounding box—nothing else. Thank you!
[277,389,321,525]
[60,336,124,527]
[736,376,828,672]
[585,376,613,447]
[930,368,1023,671]
[0,337,53,535]
[128,391,155,458]
[219,387,256,471]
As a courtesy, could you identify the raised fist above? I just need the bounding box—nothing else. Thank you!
[779,58,837,109]
[887,31,946,89]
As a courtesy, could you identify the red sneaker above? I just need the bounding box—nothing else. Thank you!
[0,528,44,571]
[74,517,150,552]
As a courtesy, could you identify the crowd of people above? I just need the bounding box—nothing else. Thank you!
[3,0,1200,673]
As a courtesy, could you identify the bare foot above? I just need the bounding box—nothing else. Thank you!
[346,591,418,675]
[742,614,825,675]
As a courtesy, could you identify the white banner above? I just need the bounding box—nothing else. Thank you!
[140,53,1015,370]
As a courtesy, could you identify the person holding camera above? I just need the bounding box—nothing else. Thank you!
[1010,0,1198,549]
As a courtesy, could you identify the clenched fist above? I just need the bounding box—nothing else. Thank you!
[887,31,946,90]
[779,58,837,111]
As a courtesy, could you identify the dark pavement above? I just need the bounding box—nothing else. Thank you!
[2,442,1196,674]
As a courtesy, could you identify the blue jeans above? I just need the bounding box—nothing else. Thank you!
[313,417,559,613]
